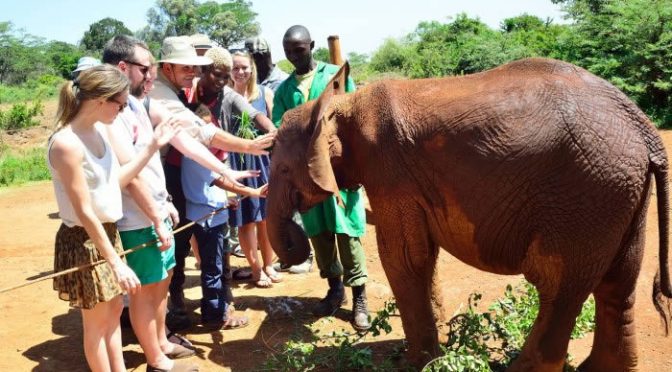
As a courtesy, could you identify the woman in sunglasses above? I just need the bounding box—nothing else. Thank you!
[48,64,178,372]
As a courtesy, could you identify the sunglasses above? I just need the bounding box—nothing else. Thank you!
[124,60,151,76]
[108,97,128,111]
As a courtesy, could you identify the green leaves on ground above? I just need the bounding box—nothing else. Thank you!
[263,283,595,371]
[426,282,595,371]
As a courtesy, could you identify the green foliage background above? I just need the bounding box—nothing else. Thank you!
[362,0,672,127]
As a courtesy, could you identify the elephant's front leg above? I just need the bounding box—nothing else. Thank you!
[374,200,441,367]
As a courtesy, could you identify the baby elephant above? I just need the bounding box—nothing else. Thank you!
[266,58,672,371]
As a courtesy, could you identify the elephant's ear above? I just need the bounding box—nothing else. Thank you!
[308,62,350,132]
[307,116,342,206]
[306,62,350,207]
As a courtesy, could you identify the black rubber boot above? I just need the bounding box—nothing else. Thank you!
[312,277,347,317]
[351,285,370,332]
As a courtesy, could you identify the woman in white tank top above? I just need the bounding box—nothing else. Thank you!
[47,65,179,372]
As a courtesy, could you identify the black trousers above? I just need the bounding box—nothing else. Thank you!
[164,162,193,300]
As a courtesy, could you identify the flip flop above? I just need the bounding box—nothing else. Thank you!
[264,268,283,283]
[253,276,273,288]
[221,314,249,330]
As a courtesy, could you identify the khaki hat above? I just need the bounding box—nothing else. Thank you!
[159,36,213,65]
[190,33,213,50]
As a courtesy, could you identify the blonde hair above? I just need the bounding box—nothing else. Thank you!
[55,65,129,131]
[204,46,233,70]
[231,50,260,101]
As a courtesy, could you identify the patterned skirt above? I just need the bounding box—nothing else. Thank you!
[53,223,123,309]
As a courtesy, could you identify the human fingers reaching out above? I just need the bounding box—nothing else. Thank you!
[152,116,182,149]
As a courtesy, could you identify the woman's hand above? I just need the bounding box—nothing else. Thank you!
[256,184,269,198]
[109,258,141,295]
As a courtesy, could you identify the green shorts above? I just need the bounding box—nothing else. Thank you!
[120,219,176,285]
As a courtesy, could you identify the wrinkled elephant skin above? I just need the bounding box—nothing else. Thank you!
[266,58,672,371]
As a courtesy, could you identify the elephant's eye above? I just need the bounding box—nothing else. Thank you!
[279,164,290,175]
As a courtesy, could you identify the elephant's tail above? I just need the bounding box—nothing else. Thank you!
[651,152,672,335]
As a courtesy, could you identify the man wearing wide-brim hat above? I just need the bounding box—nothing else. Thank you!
[151,36,273,152]
[149,36,275,317]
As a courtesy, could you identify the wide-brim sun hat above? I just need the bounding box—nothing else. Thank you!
[159,36,213,65]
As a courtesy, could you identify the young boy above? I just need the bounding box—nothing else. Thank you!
[180,155,266,328]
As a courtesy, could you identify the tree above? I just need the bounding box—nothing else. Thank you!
[145,0,259,48]
[370,38,411,73]
[0,22,49,84]
[81,17,132,53]
[500,14,547,32]
[561,0,672,126]
[313,47,330,63]
[45,41,83,79]
[197,0,259,47]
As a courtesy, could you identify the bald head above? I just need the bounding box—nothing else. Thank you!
[283,25,311,43]
[282,25,315,74]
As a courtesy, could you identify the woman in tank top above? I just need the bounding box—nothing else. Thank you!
[228,49,281,287]
[47,65,179,372]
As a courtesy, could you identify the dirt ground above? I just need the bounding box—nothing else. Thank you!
[1,122,672,370]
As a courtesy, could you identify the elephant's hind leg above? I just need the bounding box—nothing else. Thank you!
[507,283,592,372]
[374,200,441,367]
[578,221,645,372]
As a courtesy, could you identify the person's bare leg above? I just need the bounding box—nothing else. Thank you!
[258,220,281,281]
[104,296,126,372]
[81,295,124,372]
[239,222,268,285]
[129,282,173,370]
[156,272,175,351]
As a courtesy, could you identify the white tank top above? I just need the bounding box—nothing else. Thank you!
[47,124,123,227]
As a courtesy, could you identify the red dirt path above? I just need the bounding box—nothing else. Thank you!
[1,133,671,371]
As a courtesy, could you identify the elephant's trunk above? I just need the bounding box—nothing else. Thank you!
[266,186,311,266]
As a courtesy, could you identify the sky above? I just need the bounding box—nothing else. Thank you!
[0,0,567,60]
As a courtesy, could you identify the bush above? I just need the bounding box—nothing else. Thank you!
[428,282,596,371]
[0,75,63,104]
[0,101,44,131]
[0,146,50,186]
